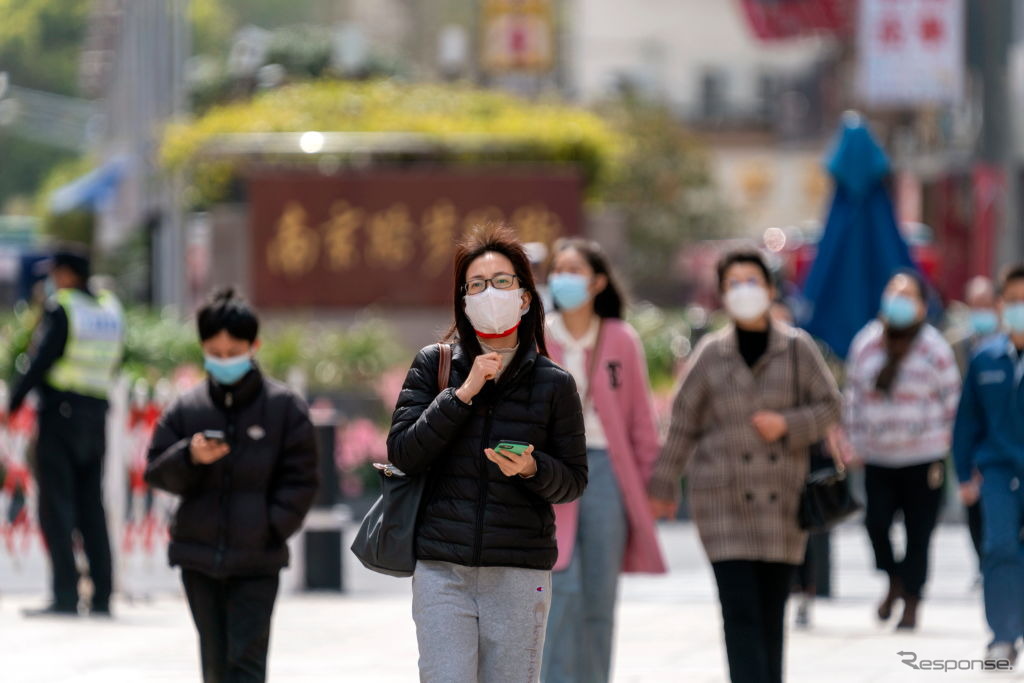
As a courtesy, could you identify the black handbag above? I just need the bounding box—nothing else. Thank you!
[349,343,451,577]
[790,338,862,532]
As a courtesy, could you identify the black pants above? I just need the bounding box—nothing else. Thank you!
[864,461,944,599]
[712,560,795,683]
[968,500,983,569]
[794,532,831,597]
[35,408,112,611]
[181,570,280,683]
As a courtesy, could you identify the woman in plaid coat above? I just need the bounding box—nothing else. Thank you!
[648,250,842,683]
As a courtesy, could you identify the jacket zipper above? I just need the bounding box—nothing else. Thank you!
[472,404,495,566]
[215,391,235,571]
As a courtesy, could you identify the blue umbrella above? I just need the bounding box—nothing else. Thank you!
[801,113,916,358]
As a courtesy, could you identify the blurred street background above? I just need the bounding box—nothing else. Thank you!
[0,0,1018,680]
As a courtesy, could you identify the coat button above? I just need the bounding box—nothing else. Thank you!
[745,492,755,503]
[769,492,778,502]
[743,453,752,463]
[770,454,779,463]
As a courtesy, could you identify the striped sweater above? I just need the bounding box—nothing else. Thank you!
[844,321,961,467]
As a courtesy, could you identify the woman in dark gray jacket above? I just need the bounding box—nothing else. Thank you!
[146,289,318,683]
[388,226,587,683]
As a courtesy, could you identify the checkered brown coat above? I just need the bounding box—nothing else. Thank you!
[649,322,842,564]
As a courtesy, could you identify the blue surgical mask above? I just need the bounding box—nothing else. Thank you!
[1003,304,1024,334]
[969,309,1000,336]
[549,273,591,311]
[881,294,919,329]
[44,277,57,298]
[204,354,253,386]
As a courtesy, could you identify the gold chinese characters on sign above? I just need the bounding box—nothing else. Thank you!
[267,203,320,277]
[264,199,566,279]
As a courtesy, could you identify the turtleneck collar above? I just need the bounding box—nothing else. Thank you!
[207,365,264,410]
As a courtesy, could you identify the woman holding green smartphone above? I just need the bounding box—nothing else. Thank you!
[387,225,587,682]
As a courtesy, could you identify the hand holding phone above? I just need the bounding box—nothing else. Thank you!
[191,430,230,465]
[494,441,530,458]
[484,440,537,478]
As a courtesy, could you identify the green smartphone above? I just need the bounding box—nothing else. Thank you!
[495,440,530,457]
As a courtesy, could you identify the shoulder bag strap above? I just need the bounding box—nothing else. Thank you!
[790,332,845,472]
[437,342,452,393]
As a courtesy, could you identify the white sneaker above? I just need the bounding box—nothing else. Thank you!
[984,642,1017,671]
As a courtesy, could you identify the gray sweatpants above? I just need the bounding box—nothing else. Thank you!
[412,560,552,683]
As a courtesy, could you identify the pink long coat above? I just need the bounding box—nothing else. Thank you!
[547,317,668,574]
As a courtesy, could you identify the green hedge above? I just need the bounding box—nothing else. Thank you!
[1,307,410,394]
[160,80,623,205]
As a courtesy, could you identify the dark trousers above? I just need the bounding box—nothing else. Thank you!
[35,409,112,611]
[181,569,280,683]
[968,500,984,569]
[794,532,831,597]
[864,461,944,599]
[712,560,795,683]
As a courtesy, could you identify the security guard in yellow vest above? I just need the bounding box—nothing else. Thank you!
[8,247,124,617]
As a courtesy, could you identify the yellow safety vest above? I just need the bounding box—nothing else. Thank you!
[46,289,125,399]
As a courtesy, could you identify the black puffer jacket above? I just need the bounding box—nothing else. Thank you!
[388,343,587,571]
[145,368,319,578]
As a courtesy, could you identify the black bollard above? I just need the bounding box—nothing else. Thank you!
[302,420,345,591]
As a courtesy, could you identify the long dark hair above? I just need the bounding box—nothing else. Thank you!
[549,237,626,319]
[444,225,548,362]
[876,268,927,394]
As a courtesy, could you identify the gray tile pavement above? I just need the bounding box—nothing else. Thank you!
[0,522,1004,682]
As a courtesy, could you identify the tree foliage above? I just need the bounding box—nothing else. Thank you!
[601,96,732,298]
[0,0,89,95]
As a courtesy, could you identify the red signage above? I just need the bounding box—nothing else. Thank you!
[248,169,583,308]
[738,0,854,41]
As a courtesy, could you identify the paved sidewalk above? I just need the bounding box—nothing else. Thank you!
[0,522,1002,682]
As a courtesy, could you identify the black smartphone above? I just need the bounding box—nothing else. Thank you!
[202,429,226,444]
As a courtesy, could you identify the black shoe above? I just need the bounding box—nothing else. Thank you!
[22,604,78,618]
[896,596,920,631]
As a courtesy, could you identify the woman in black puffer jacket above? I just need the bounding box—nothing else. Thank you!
[388,226,587,683]
[145,289,318,683]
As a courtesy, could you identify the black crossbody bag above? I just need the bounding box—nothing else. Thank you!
[350,343,451,577]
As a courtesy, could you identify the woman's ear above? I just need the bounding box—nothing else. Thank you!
[520,289,532,315]
[251,339,262,354]
[593,273,609,296]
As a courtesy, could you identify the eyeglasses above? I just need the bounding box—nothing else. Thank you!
[725,278,764,289]
[463,273,518,296]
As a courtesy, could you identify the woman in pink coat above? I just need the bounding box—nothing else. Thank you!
[541,238,667,683]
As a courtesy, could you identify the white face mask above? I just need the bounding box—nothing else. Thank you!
[464,287,528,337]
[725,283,770,322]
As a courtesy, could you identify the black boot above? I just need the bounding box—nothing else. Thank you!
[896,595,920,631]
[877,575,903,621]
